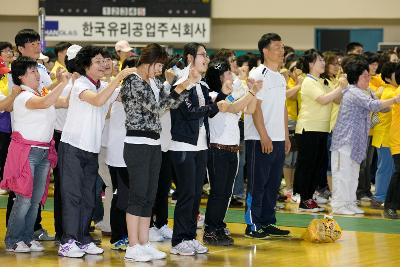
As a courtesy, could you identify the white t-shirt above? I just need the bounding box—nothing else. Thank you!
[244,65,286,141]
[13,85,56,143]
[160,111,172,152]
[105,101,126,167]
[61,76,118,153]
[209,111,241,146]
[55,79,73,131]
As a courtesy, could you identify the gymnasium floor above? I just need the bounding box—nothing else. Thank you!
[0,196,399,267]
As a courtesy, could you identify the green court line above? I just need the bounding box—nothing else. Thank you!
[2,196,399,234]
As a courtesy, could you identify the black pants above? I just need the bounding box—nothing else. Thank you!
[357,138,377,199]
[170,150,208,247]
[53,130,63,239]
[151,152,174,228]
[294,131,328,201]
[59,142,99,245]
[108,166,129,243]
[0,131,11,179]
[124,143,162,217]
[245,141,285,230]
[385,154,400,210]
[204,148,238,232]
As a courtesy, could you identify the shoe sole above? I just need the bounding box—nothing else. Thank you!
[58,253,85,258]
[170,249,195,256]
[299,208,321,213]
[124,256,152,262]
[244,234,270,240]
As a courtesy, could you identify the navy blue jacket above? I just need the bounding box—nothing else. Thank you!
[170,81,219,146]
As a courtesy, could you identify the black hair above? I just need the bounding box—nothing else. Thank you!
[258,33,281,63]
[54,42,72,56]
[43,50,56,63]
[346,42,363,54]
[214,48,235,61]
[15,29,40,48]
[394,64,400,85]
[380,62,398,84]
[204,60,230,93]
[183,42,206,66]
[237,54,249,67]
[11,56,37,86]
[246,53,258,71]
[0,42,12,52]
[122,56,139,69]
[101,48,113,59]
[298,49,323,74]
[342,55,369,85]
[284,53,299,70]
[137,43,168,66]
[363,51,379,65]
[284,46,295,58]
[74,46,104,75]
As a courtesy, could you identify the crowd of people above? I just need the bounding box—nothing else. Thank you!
[0,28,400,262]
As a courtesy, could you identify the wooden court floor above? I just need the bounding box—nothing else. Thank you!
[1,205,400,267]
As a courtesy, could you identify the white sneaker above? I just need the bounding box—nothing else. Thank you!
[170,240,196,256]
[149,227,164,242]
[158,225,173,239]
[124,244,152,262]
[189,239,208,254]
[95,221,111,233]
[6,241,30,253]
[197,213,205,229]
[80,242,104,255]
[29,240,44,252]
[332,206,356,215]
[313,193,328,204]
[58,240,85,258]
[347,204,365,214]
[141,242,166,260]
[0,189,8,195]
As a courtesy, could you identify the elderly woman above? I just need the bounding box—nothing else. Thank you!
[330,56,400,215]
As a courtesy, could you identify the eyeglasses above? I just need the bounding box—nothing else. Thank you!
[1,49,13,55]
[196,53,209,59]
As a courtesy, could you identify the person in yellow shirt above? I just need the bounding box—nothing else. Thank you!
[115,40,134,71]
[282,54,303,202]
[294,49,345,212]
[371,63,398,209]
[50,42,72,81]
[365,52,385,94]
[384,65,400,219]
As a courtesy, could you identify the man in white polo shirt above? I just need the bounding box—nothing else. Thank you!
[244,33,291,239]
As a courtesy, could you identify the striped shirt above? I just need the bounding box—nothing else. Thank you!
[331,85,382,163]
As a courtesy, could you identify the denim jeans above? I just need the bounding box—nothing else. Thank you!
[5,147,49,248]
[374,146,394,202]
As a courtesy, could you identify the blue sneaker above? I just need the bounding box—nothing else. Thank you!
[111,239,127,251]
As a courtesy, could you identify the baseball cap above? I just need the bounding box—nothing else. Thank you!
[66,44,82,60]
[0,56,11,75]
[38,53,49,63]
[115,40,133,53]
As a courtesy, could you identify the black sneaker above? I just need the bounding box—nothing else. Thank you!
[216,229,234,245]
[203,230,233,246]
[262,224,290,237]
[383,209,399,219]
[244,225,270,239]
[229,198,244,208]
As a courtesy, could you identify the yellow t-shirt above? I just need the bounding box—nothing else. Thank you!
[389,87,400,155]
[369,74,385,93]
[372,84,397,148]
[327,78,340,132]
[0,75,8,96]
[50,61,66,82]
[286,77,299,121]
[296,75,332,134]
